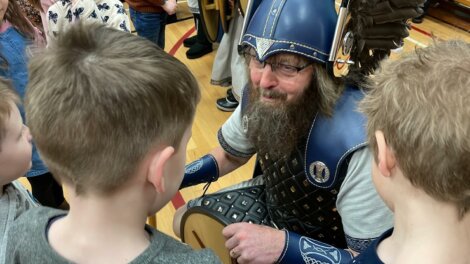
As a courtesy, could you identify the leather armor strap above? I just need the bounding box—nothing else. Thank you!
[180,154,219,189]
[277,231,353,264]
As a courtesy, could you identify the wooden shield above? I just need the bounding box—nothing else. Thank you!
[198,0,221,42]
[181,207,236,264]
[218,0,235,33]
[238,0,249,17]
[328,1,354,78]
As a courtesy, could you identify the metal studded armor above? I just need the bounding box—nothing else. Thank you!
[241,86,367,248]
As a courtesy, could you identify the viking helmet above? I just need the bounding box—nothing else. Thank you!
[240,0,338,64]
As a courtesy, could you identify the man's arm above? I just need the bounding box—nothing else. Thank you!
[222,223,355,264]
[180,146,250,189]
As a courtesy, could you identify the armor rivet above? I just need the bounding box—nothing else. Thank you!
[241,200,248,206]
[332,226,338,231]
[290,44,295,49]
[292,158,298,166]
[303,179,309,187]
[290,186,296,193]
[281,191,286,197]
[318,216,324,222]
[281,166,286,174]
[265,153,269,160]
[226,194,232,199]
[203,200,211,206]
[272,8,277,15]
[217,206,223,213]
[317,196,323,202]
[313,51,317,56]
[303,204,310,210]
[231,213,238,219]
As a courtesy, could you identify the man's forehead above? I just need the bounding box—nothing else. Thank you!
[264,51,310,64]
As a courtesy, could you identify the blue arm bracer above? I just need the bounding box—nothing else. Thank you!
[179,154,220,189]
[277,231,353,264]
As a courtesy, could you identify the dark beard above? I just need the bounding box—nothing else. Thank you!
[245,81,318,160]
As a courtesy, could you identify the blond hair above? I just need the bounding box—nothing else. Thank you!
[26,23,200,195]
[0,78,20,149]
[360,40,470,218]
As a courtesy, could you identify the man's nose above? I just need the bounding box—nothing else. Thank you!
[259,64,279,89]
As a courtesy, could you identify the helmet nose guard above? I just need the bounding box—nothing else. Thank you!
[241,0,338,64]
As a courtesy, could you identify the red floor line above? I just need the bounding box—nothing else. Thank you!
[168,26,196,56]
[410,25,433,38]
[168,26,196,209]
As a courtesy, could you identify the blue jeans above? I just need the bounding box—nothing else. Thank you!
[130,9,167,49]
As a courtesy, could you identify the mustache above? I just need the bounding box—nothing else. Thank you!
[260,89,287,101]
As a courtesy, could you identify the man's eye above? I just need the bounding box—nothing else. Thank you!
[279,64,298,74]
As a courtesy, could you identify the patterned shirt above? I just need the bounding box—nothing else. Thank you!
[46,0,130,42]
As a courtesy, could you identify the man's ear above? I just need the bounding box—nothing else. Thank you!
[375,130,396,177]
[148,146,175,193]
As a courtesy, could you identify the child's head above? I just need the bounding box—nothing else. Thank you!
[0,78,32,186]
[25,23,200,200]
[360,40,470,218]
[0,0,35,39]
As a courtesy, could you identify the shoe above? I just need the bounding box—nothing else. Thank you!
[412,16,424,24]
[216,89,239,112]
[186,43,213,59]
[183,35,198,48]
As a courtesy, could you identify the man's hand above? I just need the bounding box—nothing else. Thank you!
[162,0,177,15]
[223,223,285,264]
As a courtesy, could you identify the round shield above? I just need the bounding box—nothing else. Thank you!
[198,0,221,43]
[181,207,236,264]
[331,16,354,78]
[238,0,248,17]
[218,0,234,33]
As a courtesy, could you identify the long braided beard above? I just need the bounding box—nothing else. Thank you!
[245,80,318,160]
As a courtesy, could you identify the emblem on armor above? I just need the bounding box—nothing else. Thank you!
[242,115,249,133]
[185,160,203,174]
[309,161,330,183]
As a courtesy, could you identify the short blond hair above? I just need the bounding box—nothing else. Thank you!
[0,78,19,149]
[26,23,200,195]
[360,40,470,218]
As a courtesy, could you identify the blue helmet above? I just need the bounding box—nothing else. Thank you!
[241,0,338,64]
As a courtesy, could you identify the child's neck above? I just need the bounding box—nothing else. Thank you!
[378,190,470,264]
[48,185,153,263]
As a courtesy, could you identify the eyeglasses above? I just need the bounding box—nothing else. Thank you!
[243,52,312,78]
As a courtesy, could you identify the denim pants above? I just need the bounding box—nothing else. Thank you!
[129,8,167,49]
[0,26,49,177]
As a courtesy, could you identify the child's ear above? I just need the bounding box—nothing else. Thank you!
[148,146,175,193]
[375,130,396,177]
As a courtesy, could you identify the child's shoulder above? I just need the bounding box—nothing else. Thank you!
[139,225,221,264]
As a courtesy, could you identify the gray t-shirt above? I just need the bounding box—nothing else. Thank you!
[1,181,37,264]
[6,207,221,264]
[219,105,393,251]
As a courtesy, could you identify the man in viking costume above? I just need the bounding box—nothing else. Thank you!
[176,0,424,263]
